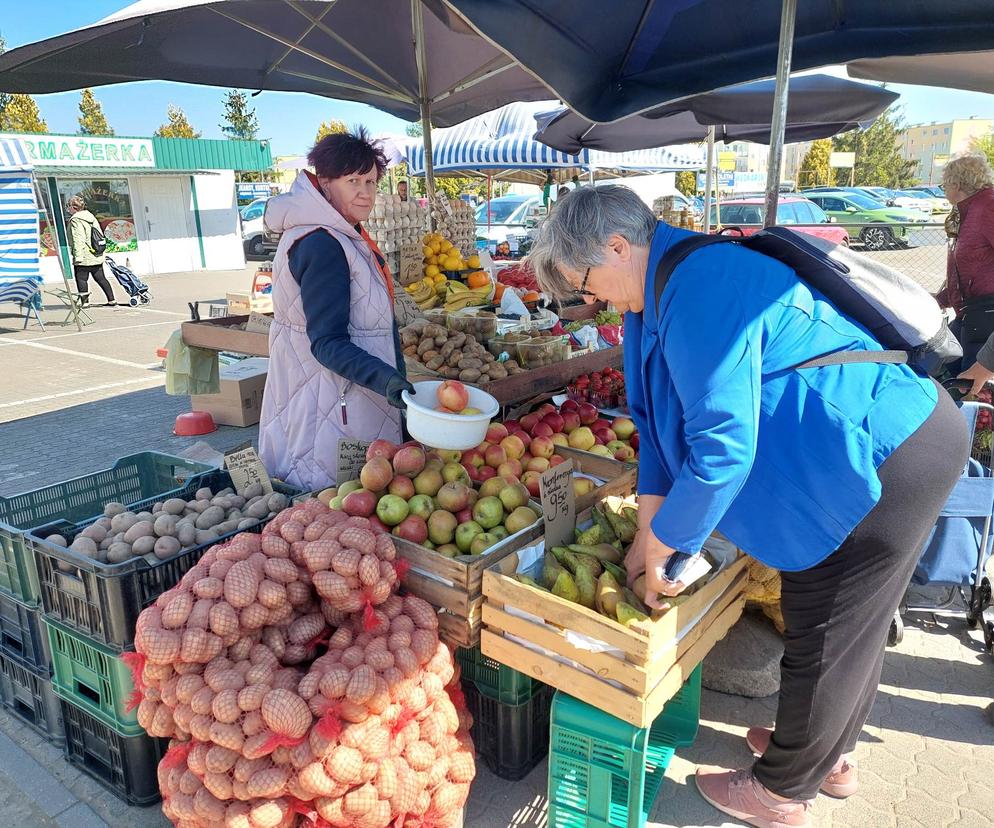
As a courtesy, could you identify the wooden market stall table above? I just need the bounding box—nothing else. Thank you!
[181,314,269,356]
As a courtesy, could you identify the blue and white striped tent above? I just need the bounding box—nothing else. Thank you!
[403,101,704,180]
[0,138,42,284]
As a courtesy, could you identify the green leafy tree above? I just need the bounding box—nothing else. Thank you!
[315,119,349,144]
[675,170,697,196]
[798,139,832,188]
[0,35,11,122]
[0,94,47,133]
[77,89,113,136]
[154,104,200,139]
[220,90,259,140]
[970,132,994,170]
[831,106,917,187]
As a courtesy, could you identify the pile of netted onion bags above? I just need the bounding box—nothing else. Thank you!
[126,498,475,828]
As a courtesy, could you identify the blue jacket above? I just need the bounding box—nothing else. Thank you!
[625,223,938,571]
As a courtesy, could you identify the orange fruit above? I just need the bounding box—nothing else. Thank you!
[467,270,490,289]
[493,283,506,302]
[522,291,540,303]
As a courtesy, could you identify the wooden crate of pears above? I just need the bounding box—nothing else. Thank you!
[481,496,748,727]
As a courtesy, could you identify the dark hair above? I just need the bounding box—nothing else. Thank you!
[557,186,570,197]
[307,126,387,181]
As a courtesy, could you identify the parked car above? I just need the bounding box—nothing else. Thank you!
[802,189,927,250]
[475,195,546,243]
[897,188,951,215]
[240,197,270,257]
[907,184,946,199]
[708,196,850,245]
[856,186,931,215]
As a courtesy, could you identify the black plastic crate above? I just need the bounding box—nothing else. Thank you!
[28,471,305,651]
[59,697,166,806]
[0,590,50,671]
[463,677,554,781]
[0,650,63,744]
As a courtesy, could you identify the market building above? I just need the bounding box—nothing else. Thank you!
[0,131,272,281]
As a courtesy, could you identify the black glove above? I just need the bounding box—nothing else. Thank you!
[385,375,415,409]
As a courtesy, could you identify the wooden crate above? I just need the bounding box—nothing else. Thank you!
[552,445,637,514]
[481,555,748,727]
[394,519,545,649]
[181,315,270,356]
[483,346,623,406]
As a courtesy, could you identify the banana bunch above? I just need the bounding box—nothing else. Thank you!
[444,280,491,312]
[405,276,446,310]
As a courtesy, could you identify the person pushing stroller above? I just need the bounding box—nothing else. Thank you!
[66,195,116,307]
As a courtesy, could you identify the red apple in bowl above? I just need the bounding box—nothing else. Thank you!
[437,380,470,413]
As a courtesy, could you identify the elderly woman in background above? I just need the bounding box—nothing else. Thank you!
[259,128,412,492]
[528,185,966,828]
[936,153,994,370]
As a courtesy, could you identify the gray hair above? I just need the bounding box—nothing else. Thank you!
[527,184,657,297]
[942,152,994,196]
[66,195,86,212]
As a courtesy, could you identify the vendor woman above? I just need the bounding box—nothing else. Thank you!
[527,185,967,828]
[259,128,413,491]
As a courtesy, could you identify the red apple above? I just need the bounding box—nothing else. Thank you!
[486,423,509,443]
[559,399,579,413]
[542,412,565,433]
[478,466,497,482]
[538,403,557,417]
[368,515,390,535]
[511,429,531,449]
[592,418,611,432]
[462,463,481,482]
[437,380,470,413]
[577,403,599,425]
[521,471,542,498]
[455,508,473,524]
[614,445,636,461]
[527,457,550,473]
[561,411,581,433]
[400,440,421,449]
[500,434,526,461]
[461,448,485,469]
[498,459,523,480]
[531,422,554,438]
[388,475,416,499]
[520,452,533,465]
[549,455,567,467]
[485,445,507,469]
[394,515,428,544]
[519,413,541,433]
[630,434,640,452]
[594,427,617,444]
[530,435,555,459]
[551,433,569,447]
[503,419,520,432]
[612,417,636,440]
[366,439,398,462]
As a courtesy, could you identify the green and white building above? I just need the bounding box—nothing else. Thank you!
[0,131,272,281]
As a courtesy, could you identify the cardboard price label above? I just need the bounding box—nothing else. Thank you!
[399,242,424,286]
[539,459,575,551]
[245,312,273,334]
[337,439,371,485]
[224,445,273,494]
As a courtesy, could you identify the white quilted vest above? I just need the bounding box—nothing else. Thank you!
[259,172,402,491]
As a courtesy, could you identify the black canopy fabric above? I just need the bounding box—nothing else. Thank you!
[0,0,552,127]
[849,51,994,96]
[533,75,899,153]
[447,0,994,123]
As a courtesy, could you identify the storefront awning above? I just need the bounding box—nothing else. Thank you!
[34,167,218,177]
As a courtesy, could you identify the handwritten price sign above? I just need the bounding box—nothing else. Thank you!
[224,445,273,494]
[539,459,575,551]
[337,439,371,485]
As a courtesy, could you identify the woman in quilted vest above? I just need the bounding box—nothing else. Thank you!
[259,128,413,491]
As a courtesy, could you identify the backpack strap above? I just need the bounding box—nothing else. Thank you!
[653,234,736,311]
[794,350,909,369]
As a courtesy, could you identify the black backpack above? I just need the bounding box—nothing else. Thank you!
[88,221,107,255]
[654,228,961,377]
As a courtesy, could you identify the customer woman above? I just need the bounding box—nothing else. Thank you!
[66,195,116,307]
[259,128,412,492]
[528,185,967,827]
[936,153,994,368]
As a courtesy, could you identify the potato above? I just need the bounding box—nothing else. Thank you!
[110,512,139,534]
[178,523,197,548]
[196,529,217,546]
[154,536,182,560]
[135,512,154,523]
[195,487,214,502]
[80,524,107,543]
[458,368,481,382]
[458,358,483,370]
[242,483,264,499]
[238,519,259,531]
[425,356,445,372]
[70,536,98,557]
[124,520,155,544]
[154,515,179,538]
[218,488,234,497]
[151,502,163,515]
[215,520,238,536]
[267,493,288,513]
[163,498,187,516]
[107,542,134,563]
[196,506,226,529]
[96,517,113,531]
[103,502,126,518]
[132,536,157,556]
[212,496,233,511]
[245,499,269,520]
[46,533,68,548]
[186,500,209,514]
[229,496,246,510]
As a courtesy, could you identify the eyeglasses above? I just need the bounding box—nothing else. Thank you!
[572,266,596,298]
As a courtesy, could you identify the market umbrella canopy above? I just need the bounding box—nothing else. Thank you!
[446,0,994,123]
[0,0,552,127]
[534,75,899,153]
[848,51,994,95]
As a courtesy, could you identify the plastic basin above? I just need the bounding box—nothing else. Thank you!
[174,411,216,436]
[402,381,498,451]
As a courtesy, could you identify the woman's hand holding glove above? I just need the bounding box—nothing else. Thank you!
[385,375,415,408]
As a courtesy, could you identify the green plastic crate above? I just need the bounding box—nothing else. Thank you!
[455,644,545,706]
[0,452,213,606]
[45,618,141,737]
[548,666,701,828]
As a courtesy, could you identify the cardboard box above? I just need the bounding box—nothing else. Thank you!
[226,292,273,315]
[190,358,269,427]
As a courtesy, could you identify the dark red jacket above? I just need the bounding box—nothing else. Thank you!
[938,186,994,312]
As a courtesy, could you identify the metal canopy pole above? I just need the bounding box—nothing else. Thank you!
[411,0,437,227]
[763,0,797,227]
[703,125,716,233]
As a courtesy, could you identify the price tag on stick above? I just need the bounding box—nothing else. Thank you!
[337,439,371,485]
[224,445,273,494]
[539,459,576,551]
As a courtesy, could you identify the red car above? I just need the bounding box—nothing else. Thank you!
[708,196,850,246]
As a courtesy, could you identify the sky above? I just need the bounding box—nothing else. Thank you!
[2,2,993,159]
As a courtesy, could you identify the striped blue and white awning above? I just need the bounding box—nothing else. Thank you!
[0,138,42,284]
[403,101,704,176]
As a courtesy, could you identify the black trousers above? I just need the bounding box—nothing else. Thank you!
[74,263,115,302]
[753,385,969,800]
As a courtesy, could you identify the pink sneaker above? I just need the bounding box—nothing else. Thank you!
[746,727,859,798]
[695,766,811,828]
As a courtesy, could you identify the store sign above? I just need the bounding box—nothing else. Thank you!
[0,134,155,168]
[696,171,736,190]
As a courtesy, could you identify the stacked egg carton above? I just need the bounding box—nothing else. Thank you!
[367,193,428,274]
[429,194,477,257]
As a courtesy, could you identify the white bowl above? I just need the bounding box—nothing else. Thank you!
[402,380,499,450]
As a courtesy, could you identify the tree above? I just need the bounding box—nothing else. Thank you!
[0,35,11,123]
[405,122,423,138]
[315,119,348,144]
[971,132,994,170]
[831,106,917,188]
[0,94,48,133]
[220,90,259,140]
[77,89,113,136]
[154,105,200,139]
[798,139,832,188]
[675,171,697,196]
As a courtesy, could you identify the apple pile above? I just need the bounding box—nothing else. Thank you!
[566,367,627,411]
[331,440,540,558]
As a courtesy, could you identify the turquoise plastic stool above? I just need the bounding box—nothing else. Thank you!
[547,665,701,828]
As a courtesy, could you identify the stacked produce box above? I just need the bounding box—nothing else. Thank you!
[366,193,428,275]
[428,195,476,258]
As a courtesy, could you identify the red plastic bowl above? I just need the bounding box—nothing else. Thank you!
[174,411,216,436]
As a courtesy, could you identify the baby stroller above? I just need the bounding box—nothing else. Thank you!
[890,397,994,651]
[105,256,152,306]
